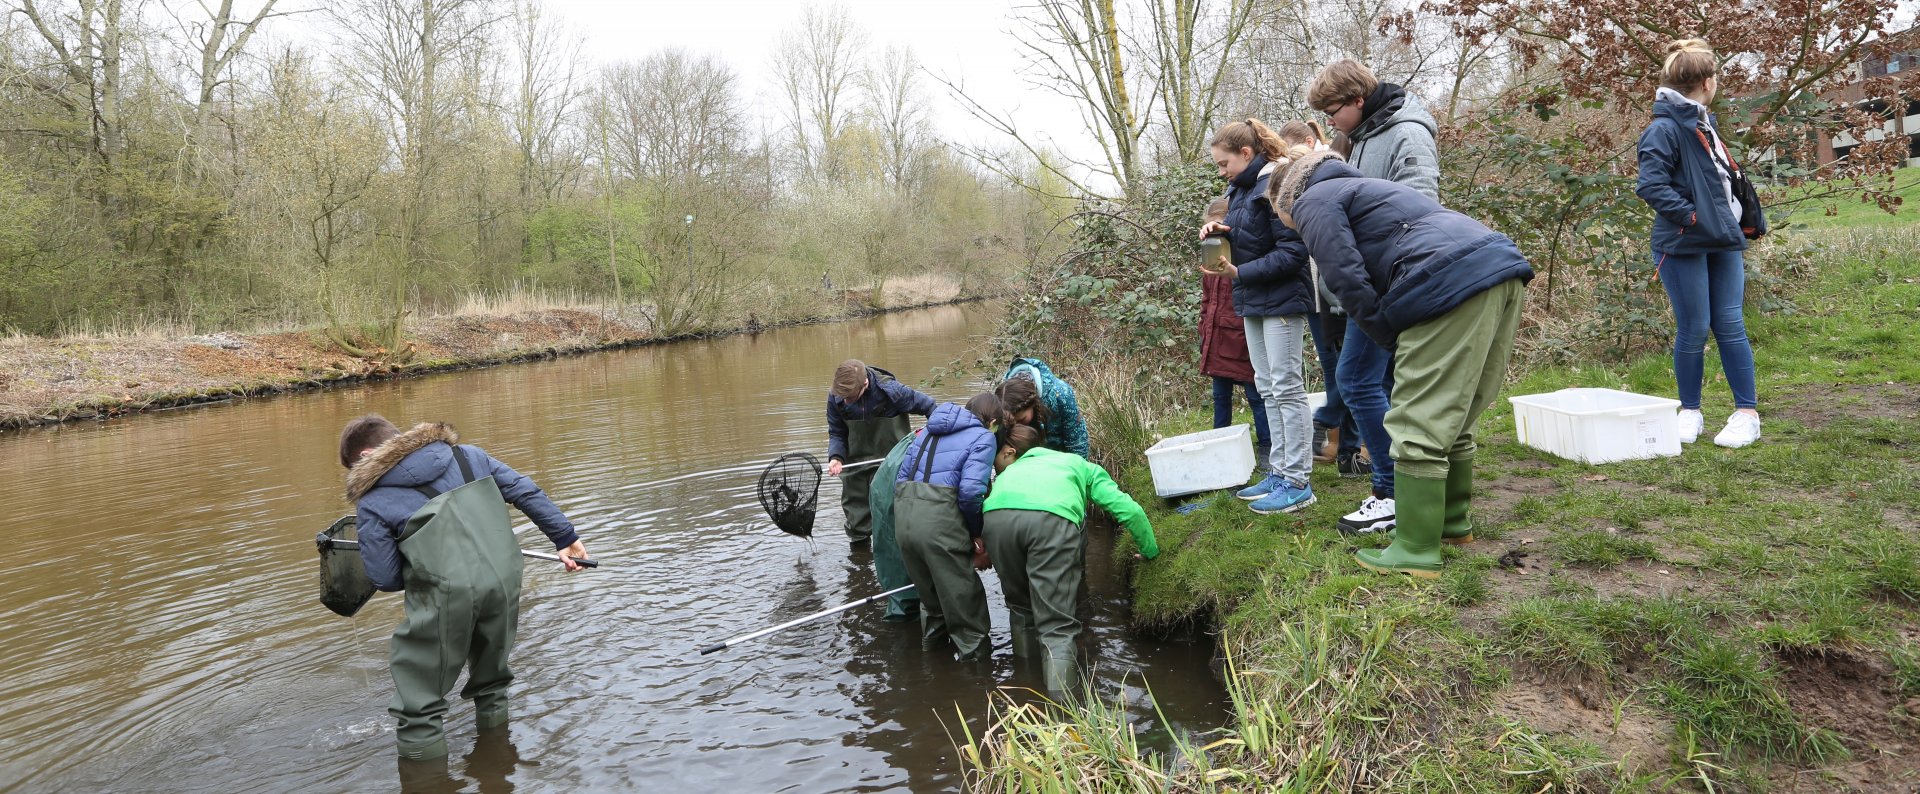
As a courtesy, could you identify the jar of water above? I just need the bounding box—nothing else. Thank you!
[1199,234,1230,270]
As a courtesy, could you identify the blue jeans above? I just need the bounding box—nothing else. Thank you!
[1306,312,1361,458]
[1212,376,1271,449]
[1658,249,1758,410]
[1338,320,1396,497]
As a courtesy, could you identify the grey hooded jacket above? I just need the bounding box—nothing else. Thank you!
[1346,87,1441,200]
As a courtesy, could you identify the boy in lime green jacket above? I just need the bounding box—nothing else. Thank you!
[982,426,1158,693]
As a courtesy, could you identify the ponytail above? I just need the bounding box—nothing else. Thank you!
[1276,120,1327,149]
[1209,117,1286,160]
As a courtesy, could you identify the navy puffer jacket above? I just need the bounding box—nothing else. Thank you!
[1285,158,1534,348]
[827,365,936,462]
[1635,95,1748,254]
[1222,155,1314,318]
[895,402,997,537]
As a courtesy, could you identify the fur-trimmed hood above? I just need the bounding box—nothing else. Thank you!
[1267,149,1345,219]
[345,422,460,501]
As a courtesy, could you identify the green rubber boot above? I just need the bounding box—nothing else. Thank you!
[1356,471,1446,579]
[1387,458,1475,546]
[1441,457,1475,544]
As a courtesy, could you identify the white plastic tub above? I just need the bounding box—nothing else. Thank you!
[1144,424,1257,498]
[1508,388,1682,464]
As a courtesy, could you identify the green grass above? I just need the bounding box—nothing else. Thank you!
[964,227,1920,791]
[1775,166,1920,231]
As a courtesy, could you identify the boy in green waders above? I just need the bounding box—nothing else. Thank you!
[983,426,1159,693]
[340,416,591,760]
[827,359,936,547]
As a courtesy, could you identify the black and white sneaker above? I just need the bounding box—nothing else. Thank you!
[1337,496,1396,535]
[1336,451,1371,478]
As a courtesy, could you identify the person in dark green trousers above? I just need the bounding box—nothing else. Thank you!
[983,426,1159,693]
[828,359,937,547]
[1269,149,1533,578]
[893,394,1003,660]
[866,429,923,622]
[341,416,591,760]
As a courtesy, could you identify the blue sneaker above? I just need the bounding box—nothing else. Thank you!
[1250,482,1316,515]
[1237,473,1284,501]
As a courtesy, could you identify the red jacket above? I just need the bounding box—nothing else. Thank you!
[1199,273,1255,382]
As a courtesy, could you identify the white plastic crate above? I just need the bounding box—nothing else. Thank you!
[1508,388,1682,464]
[1144,424,1257,498]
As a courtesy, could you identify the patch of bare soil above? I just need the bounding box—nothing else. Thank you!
[1770,650,1920,793]
[1773,383,1920,431]
[1492,675,1675,775]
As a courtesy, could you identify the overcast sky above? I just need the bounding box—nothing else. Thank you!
[540,0,1106,179]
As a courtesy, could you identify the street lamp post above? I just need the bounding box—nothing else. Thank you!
[684,214,694,276]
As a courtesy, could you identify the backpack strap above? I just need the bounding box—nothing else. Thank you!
[910,433,943,484]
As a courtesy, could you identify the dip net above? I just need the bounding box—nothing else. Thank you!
[758,452,822,539]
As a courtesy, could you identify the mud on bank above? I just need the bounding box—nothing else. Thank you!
[1,281,994,432]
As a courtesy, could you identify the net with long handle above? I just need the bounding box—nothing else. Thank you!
[758,452,822,538]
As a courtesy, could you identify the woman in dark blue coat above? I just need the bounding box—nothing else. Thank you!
[1635,38,1763,449]
[1196,118,1317,517]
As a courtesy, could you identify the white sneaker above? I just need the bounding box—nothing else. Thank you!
[1338,496,1396,535]
[1677,409,1704,444]
[1714,412,1761,448]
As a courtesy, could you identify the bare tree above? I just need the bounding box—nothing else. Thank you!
[1147,0,1263,166]
[332,0,500,360]
[770,4,867,182]
[1224,0,1455,124]
[18,0,128,164]
[861,44,928,188]
[601,49,742,183]
[938,0,1257,197]
[507,0,585,259]
[172,0,287,172]
[246,48,386,351]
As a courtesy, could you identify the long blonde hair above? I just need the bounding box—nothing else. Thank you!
[1208,118,1287,160]
[1661,38,1716,94]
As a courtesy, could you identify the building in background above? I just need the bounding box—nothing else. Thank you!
[1819,27,1920,167]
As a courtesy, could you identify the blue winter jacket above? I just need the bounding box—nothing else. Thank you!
[827,365,937,463]
[1636,95,1747,255]
[1002,356,1090,458]
[1223,155,1314,318]
[1288,159,1534,348]
[895,402,998,537]
[350,433,577,592]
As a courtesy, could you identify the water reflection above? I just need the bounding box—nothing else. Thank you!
[0,302,1227,793]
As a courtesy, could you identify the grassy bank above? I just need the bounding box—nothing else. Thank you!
[0,274,992,431]
[1776,167,1920,232]
[964,228,1920,792]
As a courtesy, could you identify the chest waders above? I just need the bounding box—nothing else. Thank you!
[841,411,912,543]
[390,449,523,760]
[982,508,1086,693]
[892,435,991,661]
[866,433,922,622]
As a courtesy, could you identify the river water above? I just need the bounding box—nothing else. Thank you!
[0,302,1227,793]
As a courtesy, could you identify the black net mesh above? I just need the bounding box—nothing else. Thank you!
[758,452,822,538]
[317,515,376,617]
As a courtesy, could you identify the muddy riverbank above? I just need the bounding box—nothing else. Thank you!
[1,285,997,431]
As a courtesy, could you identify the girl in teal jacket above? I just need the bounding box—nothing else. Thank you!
[998,356,1090,458]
